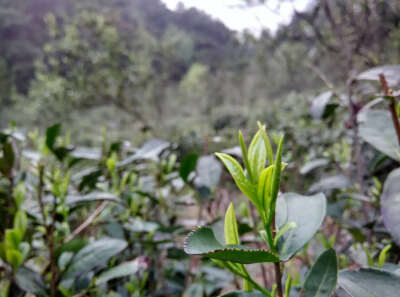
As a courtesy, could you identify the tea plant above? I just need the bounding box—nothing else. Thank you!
[184,123,336,297]
[184,119,400,297]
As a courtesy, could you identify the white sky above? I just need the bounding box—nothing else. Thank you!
[162,0,311,35]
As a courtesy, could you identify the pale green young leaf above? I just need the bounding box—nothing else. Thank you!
[248,130,267,183]
[258,165,274,216]
[6,249,23,270]
[216,153,259,208]
[378,244,391,268]
[257,122,274,166]
[224,203,252,291]
[269,135,284,222]
[225,203,240,245]
[13,211,28,238]
[239,130,254,183]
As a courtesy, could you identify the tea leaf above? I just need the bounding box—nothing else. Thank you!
[179,153,198,182]
[276,192,326,261]
[248,130,267,182]
[216,153,259,208]
[184,227,279,264]
[381,168,400,245]
[339,268,400,297]
[62,238,127,283]
[302,249,337,297]
[224,203,240,245]
[220,291,265,297]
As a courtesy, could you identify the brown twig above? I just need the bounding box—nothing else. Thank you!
[379,73,400,146]
[65,201,110,242]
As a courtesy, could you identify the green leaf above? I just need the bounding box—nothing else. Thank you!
[19,242,30,262]
[308,175,351,193]
[358,109,400,161]
[216,153,258,208]
[225,203,240,245]
[302,249,337,297]
[5,229,22,250]
[357,65,400,86]
[65,192,122,207]
[15,266,48,297]
[381,168,400,245]
[338,268,400,297]
[220,291,265,297]
[2,141,14,171]
[276,193,326,261]
[6,249,22,269]
[239,130,253,182]
[300,159,329,175]
[13,210,28,237]
[184,227,279,264]
[179,153,199,182]
[257,122,273,166]
[273,221,297,247]
[62,238,127,282]
[248,130,267,182]
[309,91,337,119]
[46,123,61,151]
[258,165,274,216]
[195,155,222,191]
[378,244,391,268]
[96,260,140,284]
[269,136,284,216]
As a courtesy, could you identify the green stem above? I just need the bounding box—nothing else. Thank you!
[225,262,272,297]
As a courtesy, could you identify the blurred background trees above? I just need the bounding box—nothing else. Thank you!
[1,0,400,143]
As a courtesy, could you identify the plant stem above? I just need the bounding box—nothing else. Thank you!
[225,262,272,297]
[37,164,57,297]
[379,73,400,145]
[272,215,283,297]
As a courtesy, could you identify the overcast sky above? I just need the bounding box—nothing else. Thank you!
[161,0,311,34]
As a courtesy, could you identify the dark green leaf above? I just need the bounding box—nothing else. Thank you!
[66,192,122,207]
[276,193,326,261]
[62,238,127,282]
[45,123,61,150]
[302,249,337,297]
[381,168,400,245]
[308,175,351,193]
[96,260,140,284]
[184,227,279,264]
[195,155,222,190]
[358,109,400,161]
[179,153,199,182]
[55,238,87,260]
[15,266,48,297]
[3,141,14,171]
[300,159,329,175]
[220,291,265,297]
[338,268,400,297]
[310,91,336,119]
